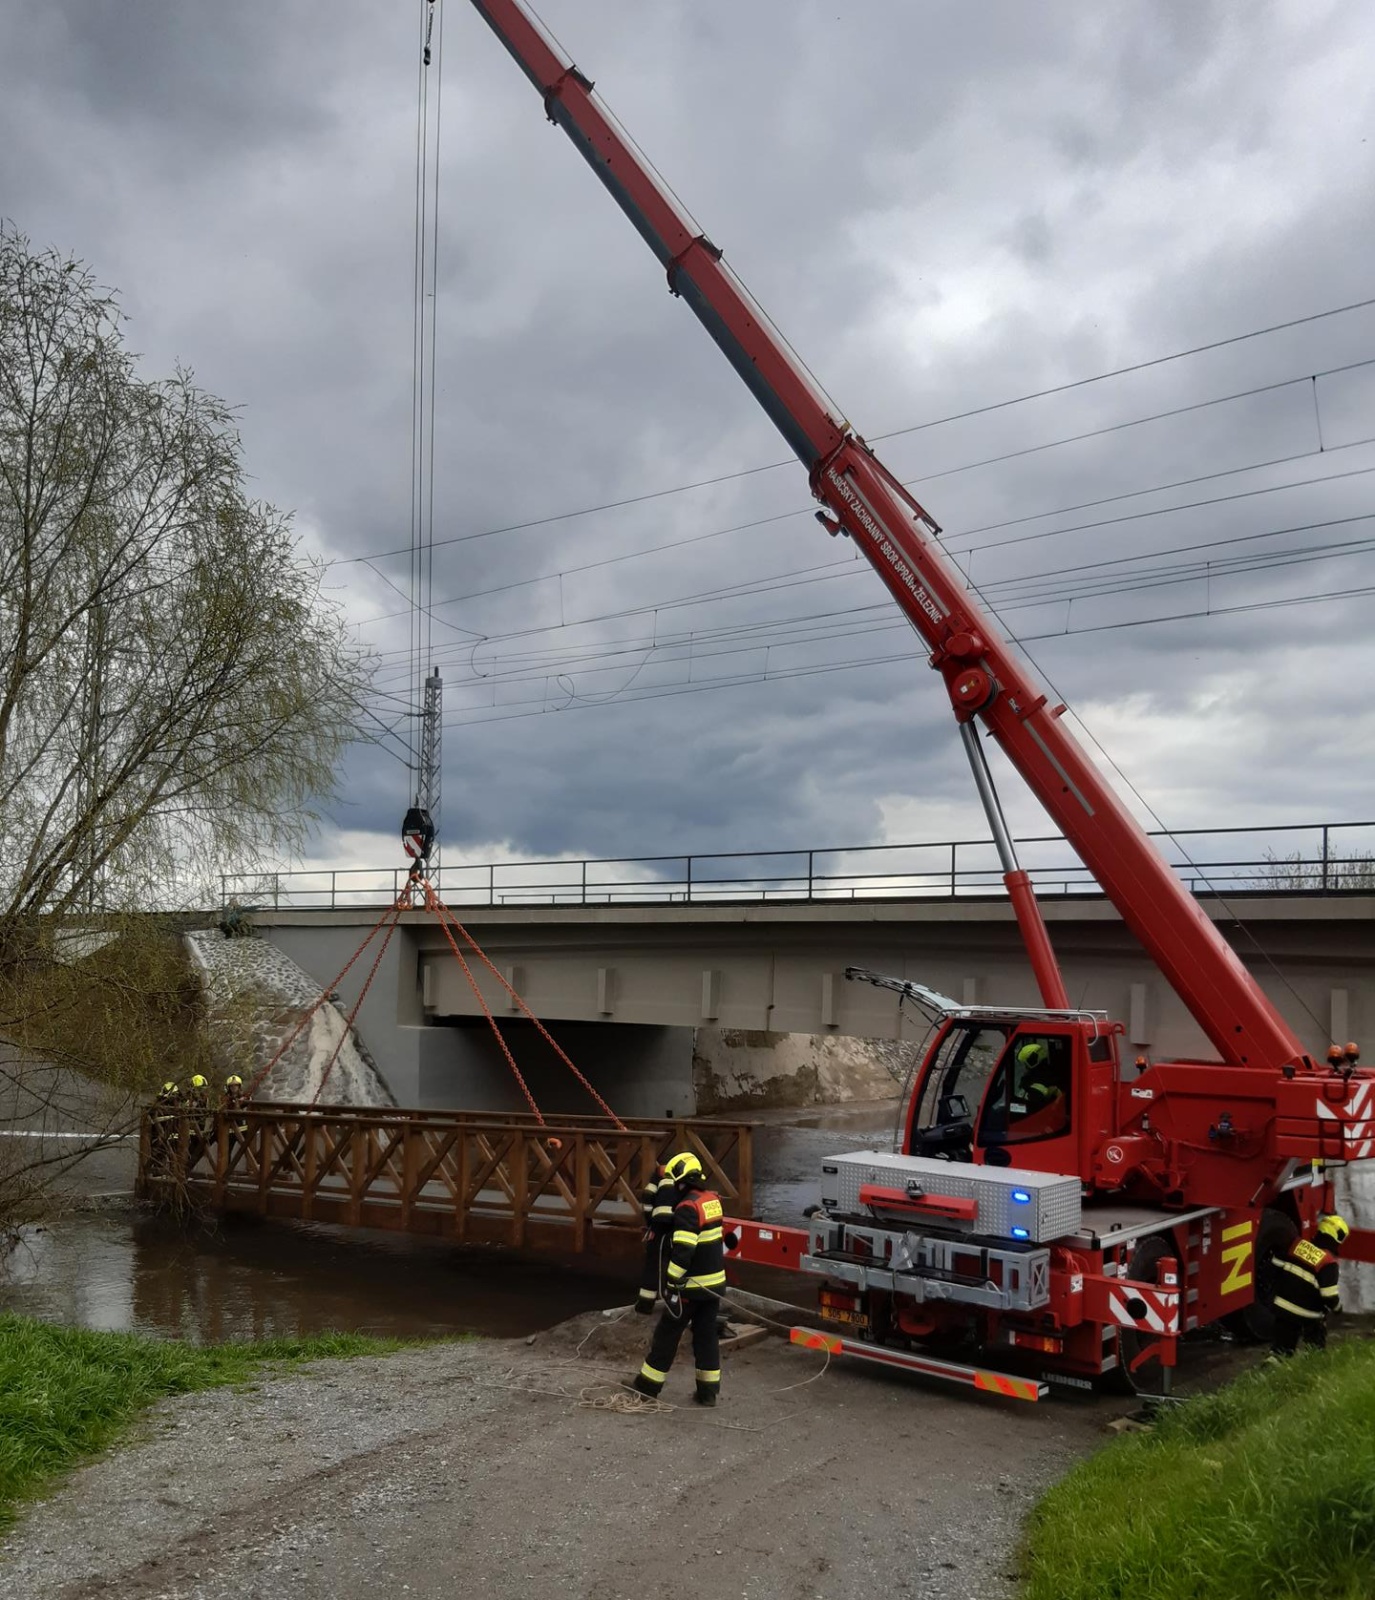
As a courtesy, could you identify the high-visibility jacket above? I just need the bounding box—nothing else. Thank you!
[663,1186,727,1298]
[1272,1236,1341,1321]
[639,1167,677,1233]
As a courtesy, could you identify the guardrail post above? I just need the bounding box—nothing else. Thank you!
[273,872,281,909]
[489,862,495,906]
[1322,825,1330,892]
[581,858,587,905]
[330,870,337,911]
[950,842,957,898]
[686,855,693,903]
[807,850,814,900]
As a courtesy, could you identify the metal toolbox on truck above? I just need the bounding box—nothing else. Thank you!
[819,1150,1081,1243]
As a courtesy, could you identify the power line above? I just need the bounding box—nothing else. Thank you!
[360,453,1375,677]
[354,401,1375,643]
[376,525,1373,699]
[429,574,1375,730]
[339,292,1375,568]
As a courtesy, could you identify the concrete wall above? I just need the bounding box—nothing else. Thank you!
[694,1027,910,1112]
[257,896,1375,1108]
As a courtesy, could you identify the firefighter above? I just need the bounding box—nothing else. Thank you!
[182,1073,211,1157]
[149,1081,181,1171]
[632,1151,729,1405]
[635,1159,677,1315]
[1012,1038,1070,1137]
[1270,1213,1348,1356]
[222,1074,249,1140]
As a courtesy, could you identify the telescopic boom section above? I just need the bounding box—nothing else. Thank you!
[470,0,1309,1074]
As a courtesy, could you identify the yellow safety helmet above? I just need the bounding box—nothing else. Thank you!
[1015,1039,1050,1071]
[663,1151,705,1186]
[160,1081,179,1095]
[1316,1213,1350,1248]
[189,1074,207,1090]
[224,1075,243,1088]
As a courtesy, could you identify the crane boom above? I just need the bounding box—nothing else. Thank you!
[469,0,1308,1074]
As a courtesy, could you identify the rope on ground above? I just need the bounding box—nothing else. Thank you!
[421,878,545,1123]
[245,887,412,1098]
[445,1363,784,1432]
[575,1302,633,1355]
[426,890,629,1130]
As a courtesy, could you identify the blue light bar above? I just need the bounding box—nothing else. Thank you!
[1011,1189,1031,1205]
[1010,1225,1030,1240]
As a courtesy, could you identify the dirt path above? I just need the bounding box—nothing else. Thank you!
[0,1309,1120,1600]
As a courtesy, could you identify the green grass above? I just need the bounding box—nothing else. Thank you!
[1022,1339,1375,1600]
[0,1313,415,1526]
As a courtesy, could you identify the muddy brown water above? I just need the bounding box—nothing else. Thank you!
[0,1103,899,1343]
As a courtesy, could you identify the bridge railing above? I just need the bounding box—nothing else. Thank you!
[138,1105,753,1257]
[220,820,1375,911]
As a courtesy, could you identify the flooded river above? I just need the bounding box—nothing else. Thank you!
[0,1101,898,1343]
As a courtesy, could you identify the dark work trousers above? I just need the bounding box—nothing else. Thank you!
[1271,1308,1327,1356]
[640,1297,720,1397]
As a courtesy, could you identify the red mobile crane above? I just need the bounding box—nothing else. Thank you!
[466,0,1375,1396]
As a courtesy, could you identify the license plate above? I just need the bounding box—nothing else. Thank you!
[818,1304,868,1328]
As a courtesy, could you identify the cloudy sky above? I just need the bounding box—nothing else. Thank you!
[3,0,1374,889]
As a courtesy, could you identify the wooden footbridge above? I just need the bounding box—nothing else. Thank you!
[138,1105,754,1258]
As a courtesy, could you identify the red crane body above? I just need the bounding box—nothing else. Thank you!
[466,0,1375,1395]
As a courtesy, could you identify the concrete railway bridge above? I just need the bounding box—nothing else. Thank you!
[152,821,1375,1262]
[245,885,1375,1121]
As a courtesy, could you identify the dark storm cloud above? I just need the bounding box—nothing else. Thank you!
[3,0,1374,876]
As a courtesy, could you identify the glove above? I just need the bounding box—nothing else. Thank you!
[724,1227,741,1252]
[635,1290,657,1316]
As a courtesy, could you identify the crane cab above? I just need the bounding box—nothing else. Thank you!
[902,1012,1121,1182]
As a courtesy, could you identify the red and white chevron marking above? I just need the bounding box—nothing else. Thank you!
[1105,1284,1179,1334]
[1314,1079,1375,1160]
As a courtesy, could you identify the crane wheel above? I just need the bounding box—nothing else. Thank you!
[1223,1206,1297,1345]
[1098,1234,1177,1398]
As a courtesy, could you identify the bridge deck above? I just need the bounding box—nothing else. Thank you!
[138,1105,753,1258]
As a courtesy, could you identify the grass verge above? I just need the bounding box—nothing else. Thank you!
[1022,1338,1375,1600]
[0,1313,413,1527]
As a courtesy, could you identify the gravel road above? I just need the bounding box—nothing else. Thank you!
[1,1309,1113,1600]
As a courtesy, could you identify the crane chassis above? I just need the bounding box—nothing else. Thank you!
[465,0,1375,1397]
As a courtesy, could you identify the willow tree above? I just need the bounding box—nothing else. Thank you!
[0,225,369,1216]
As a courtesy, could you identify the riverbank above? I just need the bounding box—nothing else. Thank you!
[1022,1334,1375,1600]
[0,1316,414,1528]
[0,1307,1109,1600]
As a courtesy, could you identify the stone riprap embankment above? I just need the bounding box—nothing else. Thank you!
[185,931,394,1107]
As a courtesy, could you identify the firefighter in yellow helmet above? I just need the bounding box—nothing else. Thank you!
[635,1158,678,1315]
[1270,1213,1348,1356]
[222,1074,248,1140]
[632,1151,735,1406]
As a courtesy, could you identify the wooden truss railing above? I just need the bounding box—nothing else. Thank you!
[138,1104,754,1256]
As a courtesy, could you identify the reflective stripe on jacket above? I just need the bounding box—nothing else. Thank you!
[1272,1236,1341,1321]
[663,1187,727,1297]
[639,1169,677,1231]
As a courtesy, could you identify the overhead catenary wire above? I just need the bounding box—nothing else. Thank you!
[358,472,1375,692]
[356,432,1375,662]
[339,293,1375,569]
[420,575,1375,730]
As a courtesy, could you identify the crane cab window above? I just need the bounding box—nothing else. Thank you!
[978,1034,1073,1146]
[908,1023,1007,1159]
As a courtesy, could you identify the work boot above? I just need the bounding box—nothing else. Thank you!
[693,1381,719,1407]
[631,1371,663,1399]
